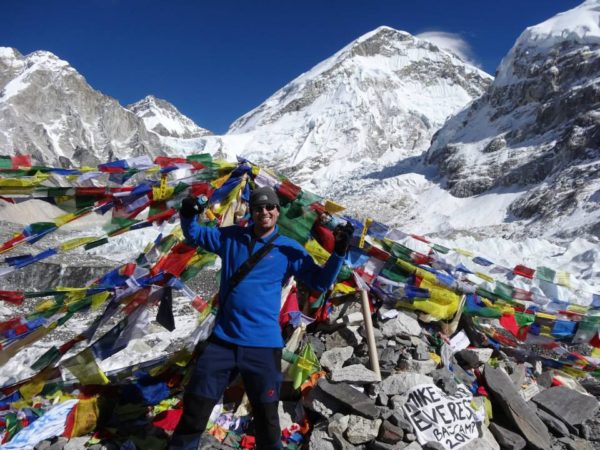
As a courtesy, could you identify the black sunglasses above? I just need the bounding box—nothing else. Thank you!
[251,204,278,213]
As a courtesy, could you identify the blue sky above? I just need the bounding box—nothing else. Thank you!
[1,0,582,134]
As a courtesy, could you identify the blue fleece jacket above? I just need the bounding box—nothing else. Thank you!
[181,216,344,347]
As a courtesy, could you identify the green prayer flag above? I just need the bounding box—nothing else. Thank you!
[31,346,61,371]
[536,266,556,283]
[0,156,11,169]
[494,282,514,301]
[431,243,450,254]
[84,238,109,250]
[288,343,320,389]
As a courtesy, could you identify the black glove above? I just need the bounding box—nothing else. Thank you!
[333,222,354,255]
[179,196,204,219]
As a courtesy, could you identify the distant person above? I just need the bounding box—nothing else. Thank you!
[170,186,353,450]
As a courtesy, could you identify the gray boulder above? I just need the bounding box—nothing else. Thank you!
[531,387,600,432]
[483,365,552,450]
[380,373,433,396]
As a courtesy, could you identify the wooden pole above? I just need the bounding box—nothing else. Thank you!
[360,289,381,381]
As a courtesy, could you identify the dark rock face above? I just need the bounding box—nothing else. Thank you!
[483,365,552,450]
[315,378,380,420]
[489,422,526,450]
[0,50,165,166]
[425,23,600,239]
[536,408,571,437]
[531,387,600,431]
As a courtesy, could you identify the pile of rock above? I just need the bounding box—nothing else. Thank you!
[290,297,600,450]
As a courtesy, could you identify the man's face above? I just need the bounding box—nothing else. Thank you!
[251,203,280,233]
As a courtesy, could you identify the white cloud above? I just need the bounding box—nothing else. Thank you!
[415,31,479,66]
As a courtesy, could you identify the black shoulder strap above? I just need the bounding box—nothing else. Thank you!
[221,232,280,301]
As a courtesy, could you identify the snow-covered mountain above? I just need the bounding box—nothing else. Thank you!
[207,26,492,192]
[0,48,169,167]
[127,95,212,139]
[425,0,600,239]
[1,11,599,248]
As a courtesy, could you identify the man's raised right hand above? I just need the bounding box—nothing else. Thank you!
[179,196,204,219]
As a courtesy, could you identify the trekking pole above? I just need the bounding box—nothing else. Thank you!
[360,289,381,381]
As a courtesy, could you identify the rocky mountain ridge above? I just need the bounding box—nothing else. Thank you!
[425,0,600,239]
[0,48,206,167]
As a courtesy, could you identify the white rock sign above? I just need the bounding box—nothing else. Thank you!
[401,383,480,449]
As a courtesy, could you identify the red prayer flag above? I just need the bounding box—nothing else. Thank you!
[120,263,136,277]
[11,155,31,168]
[150,242,197,277]
[0,318,21,333]
[279,288,300,328]
[513,264,535,279]
[411,252,431,265]
[0,291,25,305]
[152,409,183,431]
[368,245,391,261]
[512,287,533,301]
[311,221,335,253]
[146,208,176,224]
[154,156,188,168]
[277,179,301,201]
[499,313,520,338]
[190,182,214,199]
[590,330,600,348]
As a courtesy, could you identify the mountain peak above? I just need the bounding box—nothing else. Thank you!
[127,95,212,139]
[223,25,491,196]
[0,47,22,60]
[496,0,600,86]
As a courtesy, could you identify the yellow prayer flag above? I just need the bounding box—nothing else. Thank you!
[56,286,88,293]
[556,271,571,288]
[475,272,494,283]
[205,208,217,221]
[60,237,100,251]
[332,282,356,295]
[395,258,417,274]
[146,166,161,174]
[172,226,184,240]
[499,305,515,315]
[62,348,109,386]
[19,369,51,400]
[0,178,43,187]
[152,175,174,201]
[358,218,372,249]
[415,267,438,285]
[481,297,494,307]
[67,397,99,437]
[55,195,73,205]
[428,286,460,306]
[211,173,230,189]
[454,247,474,257]
[536,312,557,321]
[54,212,78,227]
[567,304,588,315]
[304,239,331,265]
[35,299,58,312]
[324,200,345,214]
[90,291,110,310]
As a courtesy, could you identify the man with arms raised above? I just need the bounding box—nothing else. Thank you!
[170,186,353,450]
